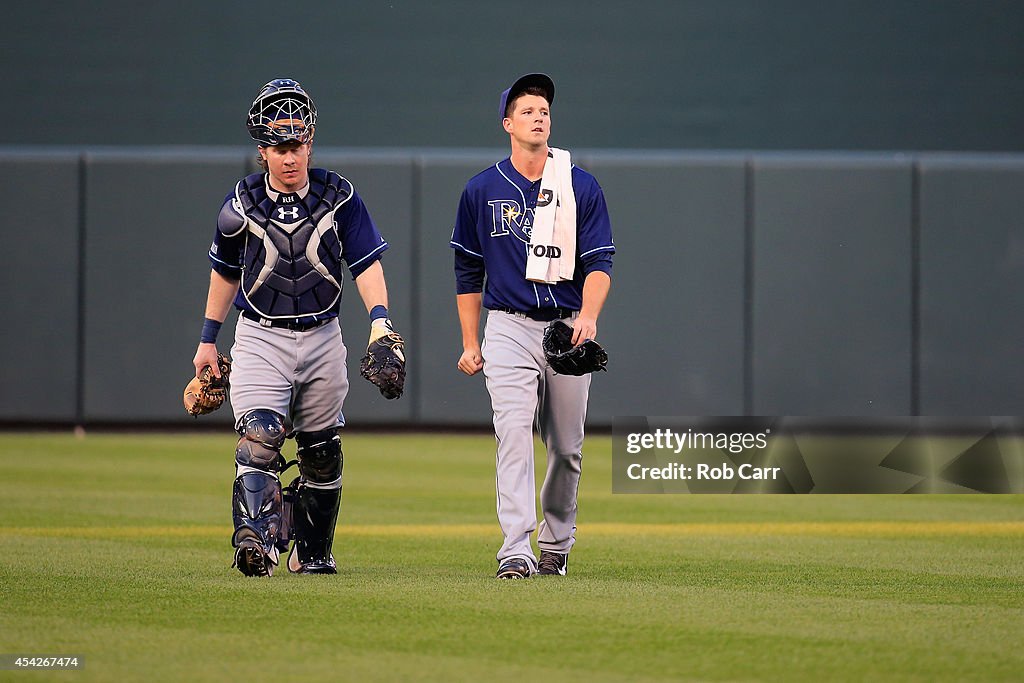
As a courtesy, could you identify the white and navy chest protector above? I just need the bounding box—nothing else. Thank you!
[224,169,350,319]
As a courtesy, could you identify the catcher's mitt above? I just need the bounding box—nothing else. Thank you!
[183,353,232,416]
[542,320,608,376]
[360,321,406,400]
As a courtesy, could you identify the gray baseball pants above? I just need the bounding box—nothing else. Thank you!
[229,316,349,432]
[482,310,591,569]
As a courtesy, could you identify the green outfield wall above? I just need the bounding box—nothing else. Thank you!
[0,148,1020,426]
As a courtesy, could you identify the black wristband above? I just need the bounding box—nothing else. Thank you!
[200,317,222,344]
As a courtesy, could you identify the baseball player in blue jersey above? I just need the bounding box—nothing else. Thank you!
[192,78,405,577]
[451,74,615,579]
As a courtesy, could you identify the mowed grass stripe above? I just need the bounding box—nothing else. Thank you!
[5,520,1023,539]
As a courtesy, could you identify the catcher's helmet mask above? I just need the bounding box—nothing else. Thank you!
[247,78,318,146]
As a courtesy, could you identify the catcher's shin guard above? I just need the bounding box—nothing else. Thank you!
[231,409,287,576]
[287,429,343,574]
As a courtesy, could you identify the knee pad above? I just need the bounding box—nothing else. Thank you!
[295,429,343,489]
[235,409,287,471]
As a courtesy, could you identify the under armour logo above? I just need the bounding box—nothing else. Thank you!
[277,206,300,221]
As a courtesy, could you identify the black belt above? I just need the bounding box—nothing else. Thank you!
[242,310,332,332]
[496,307,576,322]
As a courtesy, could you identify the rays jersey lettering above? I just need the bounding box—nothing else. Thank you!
[488,200,534,242]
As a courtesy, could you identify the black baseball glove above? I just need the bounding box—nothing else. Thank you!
[359,320,406,400]
[542,320,608,376]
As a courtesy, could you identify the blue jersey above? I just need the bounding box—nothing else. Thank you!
[209,169,388,322]
[450,157,614,313]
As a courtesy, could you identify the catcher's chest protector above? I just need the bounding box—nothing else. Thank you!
[235,169,349,318]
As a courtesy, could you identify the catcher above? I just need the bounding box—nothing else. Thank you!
[188,77,406,578]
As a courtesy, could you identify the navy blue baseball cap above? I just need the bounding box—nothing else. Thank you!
[499,73,555,122]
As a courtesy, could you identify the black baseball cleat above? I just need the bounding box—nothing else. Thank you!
[297,560,337,575]
[537,551,568,576]
[287,547,337,575]
[496,557,534,579]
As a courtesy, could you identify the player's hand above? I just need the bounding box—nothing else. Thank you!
[571,315,597,347]
[193,343,222,379]
[458,345,484,376]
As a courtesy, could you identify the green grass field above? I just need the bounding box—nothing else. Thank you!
[1,432,1022,682]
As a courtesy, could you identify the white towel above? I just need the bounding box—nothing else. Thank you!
[526,147,576,283]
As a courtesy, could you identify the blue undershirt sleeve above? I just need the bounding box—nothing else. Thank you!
[454,250,485,294]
